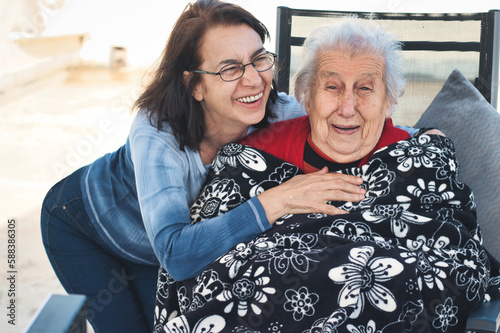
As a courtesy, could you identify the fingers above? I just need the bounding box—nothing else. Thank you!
[258,170,367,224]
[312,167,364,187]
[288,171,365,200]
[422,129,446,137]
[285,172,366,204]
[316,203,349,216]
[320,186,365,203]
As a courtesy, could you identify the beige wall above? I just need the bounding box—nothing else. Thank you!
[0,0,83,94]
[1,0,497,96]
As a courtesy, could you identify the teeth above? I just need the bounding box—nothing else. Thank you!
[237,92,263,103]
[334,125,358,130]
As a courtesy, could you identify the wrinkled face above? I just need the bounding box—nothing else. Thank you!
[306,51,392,163]
[191,24,273,137]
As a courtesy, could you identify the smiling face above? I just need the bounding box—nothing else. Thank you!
[191,24,273,139]
[306,51,392,163]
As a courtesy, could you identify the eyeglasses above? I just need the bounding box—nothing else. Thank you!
[191,52,277,82]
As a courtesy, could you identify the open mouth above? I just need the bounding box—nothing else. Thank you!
[236,92,263,103]
[333,124,360,131]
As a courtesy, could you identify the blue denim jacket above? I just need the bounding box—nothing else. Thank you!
[81,93,306,281]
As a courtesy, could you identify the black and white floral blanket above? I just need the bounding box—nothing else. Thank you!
[155,135,500,333]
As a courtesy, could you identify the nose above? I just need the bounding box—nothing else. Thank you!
[338,89,356,117]
[240,64,262,86]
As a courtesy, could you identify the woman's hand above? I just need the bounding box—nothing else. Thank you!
[422,129,445,136]
[257,167,366,224]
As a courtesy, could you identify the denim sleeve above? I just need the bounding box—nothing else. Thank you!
[129,114,271,281]
[272,92,307,122]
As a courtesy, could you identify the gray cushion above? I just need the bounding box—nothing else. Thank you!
[415,69,500,261]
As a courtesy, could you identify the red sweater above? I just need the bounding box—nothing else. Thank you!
[240,116,410,172]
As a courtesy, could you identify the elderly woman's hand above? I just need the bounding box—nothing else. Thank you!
[257,167,366,224]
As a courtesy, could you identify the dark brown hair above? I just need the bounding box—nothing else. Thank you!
[133,0,278,151]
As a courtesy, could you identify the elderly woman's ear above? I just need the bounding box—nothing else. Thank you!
[384,101,391,119]
[304,99,311,115]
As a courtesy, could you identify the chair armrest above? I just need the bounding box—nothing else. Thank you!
[24,294,87,333]
[466,300,500,333]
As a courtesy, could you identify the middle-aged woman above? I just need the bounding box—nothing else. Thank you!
[154,17,499,332]
[40,1,368,332]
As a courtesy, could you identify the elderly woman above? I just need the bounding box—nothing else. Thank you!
[154,18,499,333]
[241,18,434,174]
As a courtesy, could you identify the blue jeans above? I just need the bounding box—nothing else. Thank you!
[41,166,159,333]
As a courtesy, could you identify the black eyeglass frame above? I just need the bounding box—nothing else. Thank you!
[190,52,277,82]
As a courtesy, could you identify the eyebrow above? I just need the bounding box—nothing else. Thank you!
[320,71,340,79]
[217,47,266,67]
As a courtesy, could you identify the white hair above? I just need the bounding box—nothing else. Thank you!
[294,17,406,114]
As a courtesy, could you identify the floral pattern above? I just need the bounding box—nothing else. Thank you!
[254,233,322,274]
[155,135,499,332]
[329,246,404,318]
[362,198,432,238]
[190,178,242,223]
[320,219,385,244]
[219,242,255,279]
[347,319,377,333]
[389,134,442,172]
[406,179,459,212]
[163,314,226,333]
[444,240,489,301]
[212,143,267,175]
[400,249,449,291]
[337,158,396,211]
[189,270,224,311]
[216,265,275,317]
[432,297,459,332]
[283,286,319,321]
